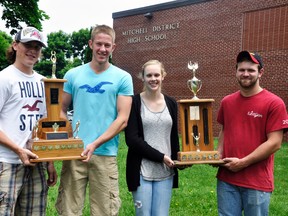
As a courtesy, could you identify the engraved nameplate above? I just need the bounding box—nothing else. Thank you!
[42,121,66,128]
[46,132,69,140]
[50,88,59,104]
[190,106,200,120]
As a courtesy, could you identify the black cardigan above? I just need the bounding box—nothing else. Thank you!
[125,94,180,191]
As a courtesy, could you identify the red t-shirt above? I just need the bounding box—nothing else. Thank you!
[217,89,288,192]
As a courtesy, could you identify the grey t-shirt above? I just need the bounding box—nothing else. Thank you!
[140,99,175,181]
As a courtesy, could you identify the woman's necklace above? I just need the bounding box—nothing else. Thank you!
[141,94,166,123]
[152,107,166,123]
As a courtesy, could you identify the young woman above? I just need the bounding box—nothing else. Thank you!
[125,60,180,216]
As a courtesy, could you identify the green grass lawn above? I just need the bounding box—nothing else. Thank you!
[46,133,288,215]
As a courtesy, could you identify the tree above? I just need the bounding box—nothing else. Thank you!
[35,29,92,78]
[0,0,49,34]
[70,28,91,63]
[0,30,12,70]
[0,1,96,77]
[35,31,72,78]
[0,28,96,78]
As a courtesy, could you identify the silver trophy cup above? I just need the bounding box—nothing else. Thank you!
[187,61,202,100]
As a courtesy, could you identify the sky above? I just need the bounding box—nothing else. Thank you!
[0,0,172,35]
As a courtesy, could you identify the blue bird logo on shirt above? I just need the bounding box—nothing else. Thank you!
[79,82,113,93]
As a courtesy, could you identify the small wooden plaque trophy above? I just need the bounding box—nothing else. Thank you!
[30,51,86,162]
[175,62,224,165]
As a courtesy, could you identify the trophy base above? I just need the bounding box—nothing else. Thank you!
[175,150,225,165]
[174,159,225,166]
[30,155,87,162]
[30,138,86,162]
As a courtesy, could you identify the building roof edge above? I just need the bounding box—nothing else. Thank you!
[112,0,214,19]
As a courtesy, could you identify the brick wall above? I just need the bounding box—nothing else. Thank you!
[112,0,288,141]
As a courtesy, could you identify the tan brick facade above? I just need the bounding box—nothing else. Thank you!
[112,0,288,140]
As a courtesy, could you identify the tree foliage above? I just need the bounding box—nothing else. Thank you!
[0,1,95,77]
[70,28,91,63]
[1,28,92,77]
[0,0,49,35]
[35,31,72,78]
[0,31,12,70]
[34,29,91,78]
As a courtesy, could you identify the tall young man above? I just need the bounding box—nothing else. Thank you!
[56,25,133,216]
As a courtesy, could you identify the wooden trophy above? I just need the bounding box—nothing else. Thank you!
[30,51,86,162]
[175,62,224,165]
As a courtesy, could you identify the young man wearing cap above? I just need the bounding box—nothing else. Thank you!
[0,26,57,215]
[216,51,288,216]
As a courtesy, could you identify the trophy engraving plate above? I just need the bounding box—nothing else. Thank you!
[190,106,200,120]
[175,150,224,166]
[42,121,66,128]
[50,88,59,104]
[177,151,221,161]
[46,132,69,140]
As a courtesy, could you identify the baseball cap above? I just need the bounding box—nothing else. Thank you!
[15,27,47,47]
[236,51,264,69]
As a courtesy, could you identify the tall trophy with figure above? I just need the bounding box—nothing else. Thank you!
[30,51,86,162]
[175,61,223,165]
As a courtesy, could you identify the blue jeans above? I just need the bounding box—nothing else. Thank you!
[132,175,173,216]
[217,180,271,216]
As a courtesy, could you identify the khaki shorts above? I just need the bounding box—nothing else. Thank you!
[56,155,121,216]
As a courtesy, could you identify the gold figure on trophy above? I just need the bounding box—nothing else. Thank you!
[50,51,57,79]
[192,132,201,152]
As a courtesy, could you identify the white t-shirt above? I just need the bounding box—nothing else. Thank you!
[0,65,46,164]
